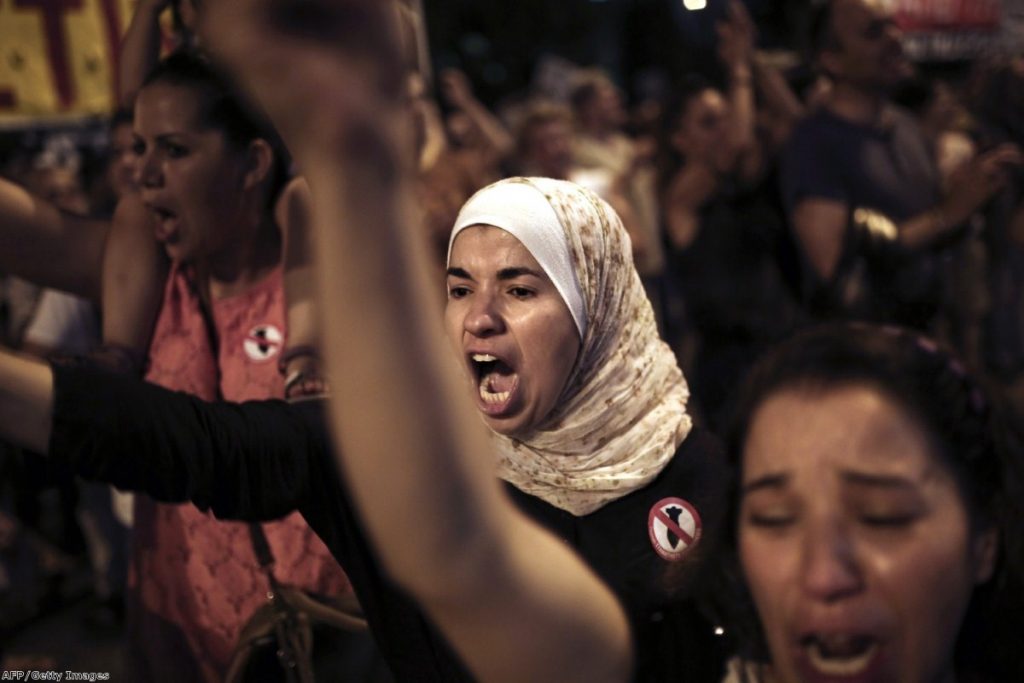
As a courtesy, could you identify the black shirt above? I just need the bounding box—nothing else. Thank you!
[50,364,729,681]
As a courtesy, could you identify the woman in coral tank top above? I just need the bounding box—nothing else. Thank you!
[122,51,354,681]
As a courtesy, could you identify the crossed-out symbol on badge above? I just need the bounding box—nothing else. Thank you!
[648,497,702,562]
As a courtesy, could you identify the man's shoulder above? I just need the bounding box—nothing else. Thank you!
[789,106,869,146]
[783,106,881,180]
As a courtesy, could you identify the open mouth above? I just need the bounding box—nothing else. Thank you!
[146,202,174,220]
[883,50,910,73]
[800,634,879,677]
[145,203,179,237]
[470,353,519,411]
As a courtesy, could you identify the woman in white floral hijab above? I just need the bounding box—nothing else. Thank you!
[448,177,697,514]
[447,176,728,679]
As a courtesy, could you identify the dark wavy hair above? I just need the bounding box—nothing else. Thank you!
[655,74,718,195]
[709,322,1024,681]
[140,49,291,204]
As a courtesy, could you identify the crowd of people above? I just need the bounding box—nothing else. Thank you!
[0,0,1023,681]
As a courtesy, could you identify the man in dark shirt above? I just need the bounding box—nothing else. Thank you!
[781,0,1019,326]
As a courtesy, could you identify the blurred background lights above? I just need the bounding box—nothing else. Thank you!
[683,0,707,9]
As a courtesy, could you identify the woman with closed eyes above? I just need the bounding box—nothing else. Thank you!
[714,323,1024,683]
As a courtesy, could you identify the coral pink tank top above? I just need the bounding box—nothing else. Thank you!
[128,262,351,682]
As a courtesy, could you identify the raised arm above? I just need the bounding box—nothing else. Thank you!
[101,192,168,361]
[751,51,805,142]
[0,177,109,299]
[0,350,53,453]
[275,175,328,396]
[0,177,166,366]
[203,2,632,682]
[0,347,319,520]
[791,144,1022,283]
[716,0,762,182]
[118,0,172,108]
[439,68,514,163]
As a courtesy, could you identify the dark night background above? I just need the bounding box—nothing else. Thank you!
[422,0,811,105]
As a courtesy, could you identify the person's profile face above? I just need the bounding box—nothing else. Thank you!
[738,384,995,683]
[444,225,580,437]
[672,88,732,171]
[133,82,254,265]
[822,0,911,92]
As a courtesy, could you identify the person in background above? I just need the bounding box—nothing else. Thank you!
[514,99,647,262]
[571,67,667,327]
[658,0,801,430]
[965,56,1024,420]
[439,68,515,170]
[417,68,514,271]
[18,154,130,631]
[0,150,94,629]
[0,138,90,350]
[781,0,1021,328]
[90,108,139,217]
[892,75,988,367]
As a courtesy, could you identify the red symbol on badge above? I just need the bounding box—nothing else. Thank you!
[244,324,283,362]
[648,497,702,561]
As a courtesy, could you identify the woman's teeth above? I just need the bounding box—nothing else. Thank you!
[479,384,511,404]
[804,636,877,676]
[471,353,515,404]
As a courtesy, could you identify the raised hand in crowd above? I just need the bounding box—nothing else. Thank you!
[439,67,514,163]
[200,2,633,682]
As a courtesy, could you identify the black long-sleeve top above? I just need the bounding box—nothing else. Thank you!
[49,364,729,682]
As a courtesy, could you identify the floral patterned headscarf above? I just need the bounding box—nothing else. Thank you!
[450,177,693,515]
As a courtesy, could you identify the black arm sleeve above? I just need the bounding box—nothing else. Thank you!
[48,363,332,521]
